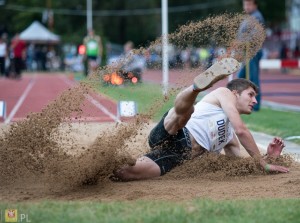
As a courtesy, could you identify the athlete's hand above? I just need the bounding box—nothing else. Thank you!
[264,163,289,173]
[267,137,285,158]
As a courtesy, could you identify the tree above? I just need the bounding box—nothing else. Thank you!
[0,0,286,46]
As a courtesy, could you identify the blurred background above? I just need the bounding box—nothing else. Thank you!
[0,0,299,73]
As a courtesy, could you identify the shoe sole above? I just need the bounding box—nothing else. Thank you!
[193,58,240,91]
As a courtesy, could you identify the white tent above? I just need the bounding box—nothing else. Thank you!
[20,21,60,44]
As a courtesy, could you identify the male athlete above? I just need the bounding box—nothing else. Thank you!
[83,29,103,76]
[114,58,289,181]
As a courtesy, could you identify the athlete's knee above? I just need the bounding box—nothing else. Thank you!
[175,106,194,129]
[113,166,135,181]
[164,107,193,133]
[114,157,161,181]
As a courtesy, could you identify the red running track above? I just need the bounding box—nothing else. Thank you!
[1,68,299,124]
[143,69,300,108]
[0,73,118,123]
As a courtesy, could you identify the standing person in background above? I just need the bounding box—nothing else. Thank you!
[83,29,103,76]
[0,35,7,77]
[280,42,288,73]
[10,33,26,79]
[293,45,300,59]
[121,41,146,83]
[237,0,264,111]
[26,43,35,72]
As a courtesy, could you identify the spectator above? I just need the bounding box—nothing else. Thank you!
[294,45,300,59]
[10,33,26,79]
[236,0,265,111]
[35,46,47,71]
[280,43,289,73]
[121,41,146,82]
[0,35,7,77]
[180,48,191,69]
[26,43,35,71]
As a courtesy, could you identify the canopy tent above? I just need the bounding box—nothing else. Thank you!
[19,21,60,44]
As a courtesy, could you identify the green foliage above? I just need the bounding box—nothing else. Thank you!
[0,0,286,46]
[0,199,299,223]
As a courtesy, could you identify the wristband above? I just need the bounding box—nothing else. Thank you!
[265,164,271,172]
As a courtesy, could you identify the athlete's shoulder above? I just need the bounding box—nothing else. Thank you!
[212,87,232,96]
[210,87,236,106]
[202,87,234,107]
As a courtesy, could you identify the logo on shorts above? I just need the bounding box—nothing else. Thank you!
[5,209,17,222]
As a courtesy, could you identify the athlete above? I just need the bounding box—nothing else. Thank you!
[83,29,103,76]
[113,58,289,181]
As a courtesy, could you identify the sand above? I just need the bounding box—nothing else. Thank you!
[0,122,299,202]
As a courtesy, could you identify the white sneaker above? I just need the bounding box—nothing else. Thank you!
[193,58,240,91]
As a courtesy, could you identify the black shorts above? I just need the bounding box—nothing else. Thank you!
[145,111,192,175]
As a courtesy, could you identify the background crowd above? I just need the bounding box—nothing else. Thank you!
[0,0,300,80]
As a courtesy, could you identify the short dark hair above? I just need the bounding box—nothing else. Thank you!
[226,78,259,94]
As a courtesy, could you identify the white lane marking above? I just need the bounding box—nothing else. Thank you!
[84,94,120,122]
[5,76,37,124]
[60,75,120,122]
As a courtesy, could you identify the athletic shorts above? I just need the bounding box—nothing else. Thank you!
[145,111,192,175]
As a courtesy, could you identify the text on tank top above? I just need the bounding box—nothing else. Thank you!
[185,101,234,153]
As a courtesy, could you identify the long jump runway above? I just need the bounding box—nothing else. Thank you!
[0,73,119,123]
[1,69,299,124]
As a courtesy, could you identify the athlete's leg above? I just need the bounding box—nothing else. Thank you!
[164,86,198,134]
[113,156,160,181]
[113,112,191,181]
[237,65,246,79]
[249,50,262,111]
[165,57,240,134]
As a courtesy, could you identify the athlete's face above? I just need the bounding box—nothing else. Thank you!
[235,87,257,114]
[243,1,257,14]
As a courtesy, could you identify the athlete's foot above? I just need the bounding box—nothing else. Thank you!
[193,57,240,91]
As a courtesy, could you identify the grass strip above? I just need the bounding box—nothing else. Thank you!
[1,199,299,223]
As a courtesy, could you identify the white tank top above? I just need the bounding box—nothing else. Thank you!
[185,101,234,153]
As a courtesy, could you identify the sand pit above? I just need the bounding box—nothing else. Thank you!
[0,122,299,202]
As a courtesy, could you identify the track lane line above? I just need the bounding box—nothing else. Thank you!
[60,75,120,122]
[84,94,120,122]
[5,75,37,124]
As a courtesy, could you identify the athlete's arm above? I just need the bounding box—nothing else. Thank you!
[212,88,289,173]
[211,88,261,158]
[223,133,241,157]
